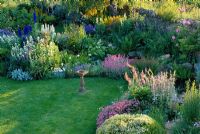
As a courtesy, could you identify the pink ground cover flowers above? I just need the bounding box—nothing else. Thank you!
[102,54,129,78]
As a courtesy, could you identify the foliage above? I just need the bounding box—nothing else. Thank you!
[155,1,178,21]
[64,24,86,53]
[88,61,103,77]
[102,54,128,78]
[82,38,106,60]
[125,64,177,109]
[97,114,165,134]
[96,99,140,127]
[55,33,68,51]
[9,36,34,71]
[173,63,194,80]
[0,8,33,30]
[148,107,166,128]
[172,26,200,64]
[0,34,20,49]
[131,58,160,74]
[61,51,89,66]
[172,81,200,133]
[182,81,200,123]
[11,68,32,81]
[195,63,200,83]
[29,39,60,79]
[129,86,152,110]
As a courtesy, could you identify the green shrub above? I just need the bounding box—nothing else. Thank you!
[0,8,33,30]
[64,24,86,53]
[0,62,6,75]
[129,85,152,109]
[97,114,165,134]
[61,51,89,66]
[173,64,193,80]
[29,41,60,79]
[132,58,160,74]
[0,48,9,59]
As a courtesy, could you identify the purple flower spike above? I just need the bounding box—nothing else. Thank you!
[18,28,22,37]
[33,11,37,23]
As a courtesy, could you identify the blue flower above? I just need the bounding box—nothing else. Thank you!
[23,25,32,36]
[84,24,95,34]
[0,29,14,36]
[33,11,37,23]
[18,28,22,37]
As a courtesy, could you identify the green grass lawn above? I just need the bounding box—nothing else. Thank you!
[0,77,126,134]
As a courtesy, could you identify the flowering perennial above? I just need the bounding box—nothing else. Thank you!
[102,54,128,78]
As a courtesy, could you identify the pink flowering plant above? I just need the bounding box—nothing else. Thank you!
[102,54,128,78]
[125,63,177,109]
[171,23,200,63]
[96,99,140,127]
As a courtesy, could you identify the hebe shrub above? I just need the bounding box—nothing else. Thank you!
[96,99,140,127]
[97,114,165,134]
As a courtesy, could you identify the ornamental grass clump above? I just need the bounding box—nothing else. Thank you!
[96,99,140,127]
[172,81,200,133]
[125,63,177,107]
[182,81,200,123]
[102,54,128,78]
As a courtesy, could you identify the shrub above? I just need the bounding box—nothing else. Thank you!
[55,34,68,51]
[97,99,140,127]
[29,39,60,79]
[82,38,106,60]
[88,61,103,77]
[102,54,128,78]
[64,24,86,53]
[173,63,193,80]
[129,86,152,110]
[96,114,165,134]
[0,34,19,49]
[9,36,34,71]
[11,69,32,81]
[61,51,89,66]
[131,58,160,74]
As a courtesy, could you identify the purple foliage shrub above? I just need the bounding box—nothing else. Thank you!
[96,99,140,127]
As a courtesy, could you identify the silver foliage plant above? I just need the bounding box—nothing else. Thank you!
[11,69,32,81]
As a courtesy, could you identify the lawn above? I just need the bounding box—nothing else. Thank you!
[0,77,126,134]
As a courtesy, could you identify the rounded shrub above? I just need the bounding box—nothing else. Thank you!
[96,99,140,127]
[96,114,165,134]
